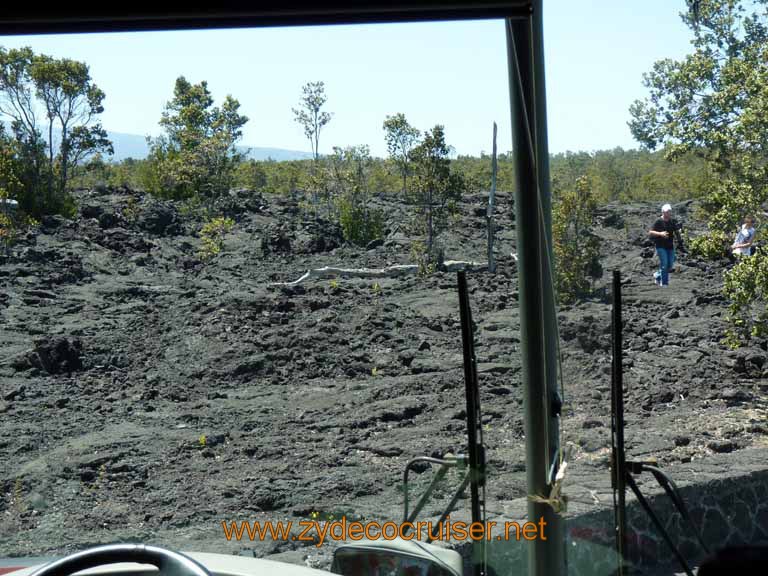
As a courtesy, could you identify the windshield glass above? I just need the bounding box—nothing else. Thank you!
[0,18,520,565]
[2,5,768,576]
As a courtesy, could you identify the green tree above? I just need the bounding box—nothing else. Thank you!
[145,77,248,200]
[328,145,384,245]
[722,254,768,347]
[452,152,515,196]
[552,175,602,303]
[629,0,768,246]
[0,125,23,202]
[234,159,268,191]
[292,81,332,216]
[262,160,306,197]
[629,0,768,344]
[0,47,43,211]
[31,54,112,204]
[0,46,112,216]
[383,113,420,195]
[0,123,33,253]
[408,125,466,260]
[292,81,332,162]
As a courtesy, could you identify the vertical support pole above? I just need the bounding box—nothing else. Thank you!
[531,0,564,558]
[506,1,564,574]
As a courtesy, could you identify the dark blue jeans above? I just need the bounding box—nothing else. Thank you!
[656,247,675,285]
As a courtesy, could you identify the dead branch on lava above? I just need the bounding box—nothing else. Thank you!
[269,259,498,286]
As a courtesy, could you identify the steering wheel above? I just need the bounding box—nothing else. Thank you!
[28,544,213,576]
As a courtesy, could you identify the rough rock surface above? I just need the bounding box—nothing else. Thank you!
[0,189,766,569]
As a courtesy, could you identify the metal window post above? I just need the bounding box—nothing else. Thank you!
[507,1,564,575]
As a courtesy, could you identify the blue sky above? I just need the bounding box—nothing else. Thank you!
[0,1,695,159]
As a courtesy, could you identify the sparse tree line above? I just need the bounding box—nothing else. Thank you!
[0,45,725,296]
[3,0,768,347]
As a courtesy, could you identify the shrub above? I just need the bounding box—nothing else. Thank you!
[408,126,465,259]
[552,175,602,303]
[337,194,384,246]
[144,78,248,202]
[0,187,38,253]
[722,252,768,348]
[410,240,438,277]
[198,216,235,261]
[325,145,386,246]
[0,211,14,253]
[122,196,141,224]
[687,229,730,260]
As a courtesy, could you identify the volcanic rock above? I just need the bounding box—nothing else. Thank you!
[13,336,83,374]
[137,202,182,235]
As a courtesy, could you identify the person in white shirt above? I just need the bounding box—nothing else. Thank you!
[731,215,756,257]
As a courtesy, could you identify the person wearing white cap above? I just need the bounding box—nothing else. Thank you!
[648,203,684,286]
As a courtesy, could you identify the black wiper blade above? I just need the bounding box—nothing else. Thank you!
[457,271,486,576]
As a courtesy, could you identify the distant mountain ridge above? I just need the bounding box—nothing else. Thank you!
[1,122,313,162]
[106,130,313,162]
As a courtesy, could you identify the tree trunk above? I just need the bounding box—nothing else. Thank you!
[427,187,434,256]
[487,122,498,273]
[313,112,320,161]
[47,118,54,208]
[59,125,69,196]
[311,160,319,220]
